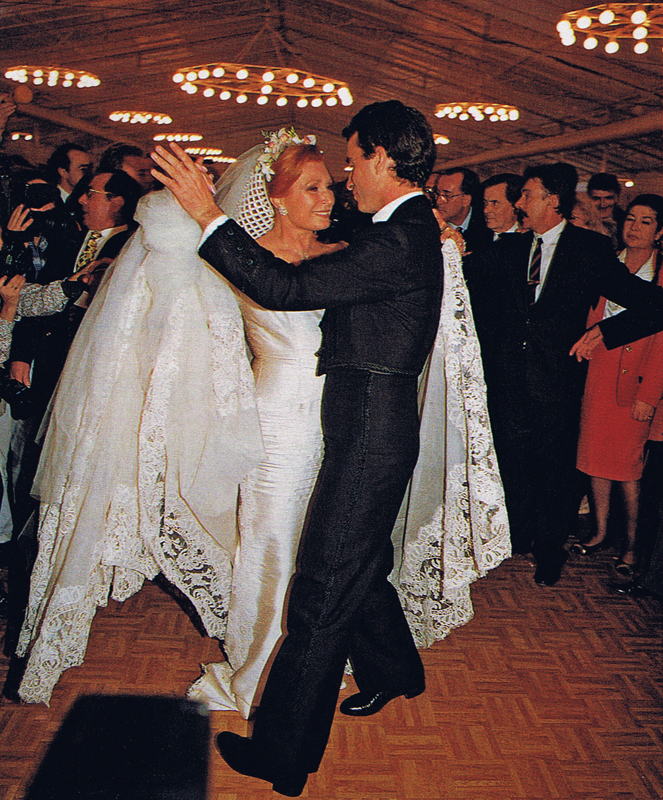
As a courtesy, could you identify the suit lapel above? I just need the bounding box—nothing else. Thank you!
[504,231,533,313]
[535,224,574,307]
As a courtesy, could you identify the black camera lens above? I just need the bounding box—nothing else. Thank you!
[23,182,59,209]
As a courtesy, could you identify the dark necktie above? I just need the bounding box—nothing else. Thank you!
[527,236,542,305]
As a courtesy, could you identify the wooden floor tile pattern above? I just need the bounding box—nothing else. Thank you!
[1,547,661,800]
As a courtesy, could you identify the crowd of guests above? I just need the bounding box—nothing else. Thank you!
[426,164,663,591]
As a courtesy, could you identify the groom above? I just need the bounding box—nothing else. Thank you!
[152,101,443,796]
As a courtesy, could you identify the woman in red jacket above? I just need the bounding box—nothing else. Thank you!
[573,194,663,576]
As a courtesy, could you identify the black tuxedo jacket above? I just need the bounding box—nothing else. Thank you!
[467,223,663,405]
[200,195,444,377]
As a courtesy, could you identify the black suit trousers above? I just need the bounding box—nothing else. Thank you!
[491,391,580,561]
[251,368,425,777]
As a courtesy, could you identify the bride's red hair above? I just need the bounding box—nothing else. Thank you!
[267,144,325,198]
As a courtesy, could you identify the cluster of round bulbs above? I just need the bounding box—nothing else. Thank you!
[109,112,172,124]
[153,133,203,142]
[557,6,655,53]
[185,147,236,163]
[4,67,100,88]
[172,66,353,108]
[435,104,519,122]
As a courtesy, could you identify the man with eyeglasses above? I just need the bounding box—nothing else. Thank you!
[425,167,492,255]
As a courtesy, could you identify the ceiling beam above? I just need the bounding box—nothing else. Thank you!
[439,112,662,169]
[16,103,143,146]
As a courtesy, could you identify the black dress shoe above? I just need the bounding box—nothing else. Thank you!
[534,551,568,587]
[339,685,424,716]
[569,538,607,556]
[215,731,307,797]
[610,581,662,601]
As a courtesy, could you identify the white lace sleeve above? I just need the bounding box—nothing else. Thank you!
[391,239,511,648]
[0,318,13,363]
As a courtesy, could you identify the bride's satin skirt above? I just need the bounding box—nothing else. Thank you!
[188,303,324,719]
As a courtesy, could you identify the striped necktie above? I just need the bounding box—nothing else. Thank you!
[527,236,542,305]
[75,231,103,270]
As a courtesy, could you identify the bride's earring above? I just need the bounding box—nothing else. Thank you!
[276,205,288,216]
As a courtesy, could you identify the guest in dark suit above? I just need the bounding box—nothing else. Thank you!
[481,173,524,240]
[588,172,626,250]
[467,163,663,587]
[426,166,493,254]
[153,100,442,797]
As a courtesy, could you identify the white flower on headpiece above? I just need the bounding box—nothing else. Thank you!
[255,127,317,181]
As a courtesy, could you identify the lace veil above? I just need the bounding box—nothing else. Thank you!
[214,144,275,239]
[18,189,264,704]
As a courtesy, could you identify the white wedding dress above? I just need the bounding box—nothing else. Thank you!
[188,296,325,718]
[16,190,264,705]
[189,239,510,718]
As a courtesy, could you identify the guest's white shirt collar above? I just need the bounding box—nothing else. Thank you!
[493,222,519,241]
[537,218,566,248]
[450,208,472,232]
[372,191,423,223]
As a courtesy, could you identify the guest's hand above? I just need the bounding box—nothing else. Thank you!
[150,143,220,230]
[7,205,33,234]
[9,360,31,387]
[70,257,112,298]
[570,325,603,361]
[632,399,655,422]
[432,209,465,254]
[71,257,111,283]
[0,274,26,320]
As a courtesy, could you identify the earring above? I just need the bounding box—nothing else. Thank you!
[277,205,288,216]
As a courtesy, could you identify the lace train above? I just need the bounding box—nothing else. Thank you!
[393,240,511,647]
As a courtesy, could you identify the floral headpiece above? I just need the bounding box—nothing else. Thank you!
[255,127,317,182]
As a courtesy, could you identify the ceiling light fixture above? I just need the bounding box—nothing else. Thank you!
[153,133,203,142]
[434,103,519,122]
[172,63,353,108]
[10,132,33,141]
[185,147,237,163]
[4,66,100,88]
[556,4,663,53]
[109,112,172,125]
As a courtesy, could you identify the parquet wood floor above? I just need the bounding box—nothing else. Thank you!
[1,546,661,800]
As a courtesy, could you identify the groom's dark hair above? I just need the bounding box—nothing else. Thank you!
[342,100,436,188]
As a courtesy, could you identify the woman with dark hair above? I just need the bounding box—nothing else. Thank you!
[573,194,663,575]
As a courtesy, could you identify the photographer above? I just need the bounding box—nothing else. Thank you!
[0,173,81,539]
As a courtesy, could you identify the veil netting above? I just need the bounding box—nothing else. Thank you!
[16,188,264,704]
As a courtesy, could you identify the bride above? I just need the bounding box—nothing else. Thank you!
[188,130,510,717]
[188,130,345,718]
[16,188,264,705]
